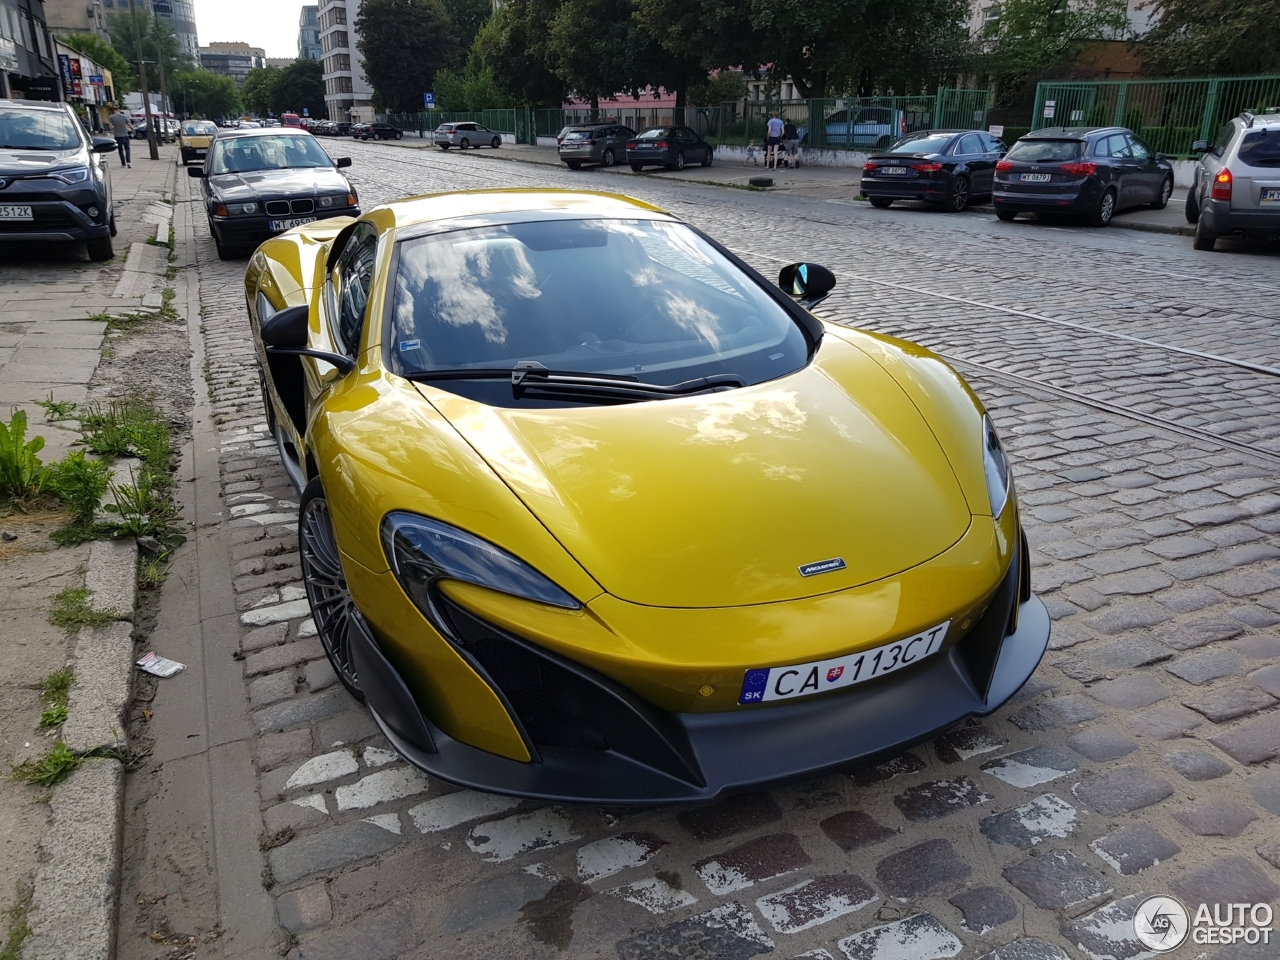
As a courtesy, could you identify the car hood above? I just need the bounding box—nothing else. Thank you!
[208,167,349,200]
[0,146,85,176]
[422,335,972,608]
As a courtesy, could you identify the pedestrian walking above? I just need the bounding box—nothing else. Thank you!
[765,112,784,169]
[782,119,801,169]
[107,105,132,168]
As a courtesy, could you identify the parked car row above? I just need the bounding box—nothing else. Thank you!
[557,123,714,172]
[310,121,353,137]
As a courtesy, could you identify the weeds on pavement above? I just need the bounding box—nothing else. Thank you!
[49,587,115,631]
[12,741,82,787]
[80,398,171,472]
[0,411,51,503]
[0,882,32,960]
[49,451,110,525]
[37,668,73,728]
[35,393,77,422]
[102,466,179,539]
[138,555,166,590]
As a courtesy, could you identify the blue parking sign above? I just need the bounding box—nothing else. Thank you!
[423,92,435,107]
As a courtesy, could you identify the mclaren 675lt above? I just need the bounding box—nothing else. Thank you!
[244,188,1050,804]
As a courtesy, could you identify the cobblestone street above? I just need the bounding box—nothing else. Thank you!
[135,142,1280,960]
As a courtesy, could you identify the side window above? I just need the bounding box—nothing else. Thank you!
[984,135,1006,153]
[957,134,983,155]
[1212,122,1233,158]
[333,225,378,355]
[1126,136,1149,160]
[1093,136,1110,157]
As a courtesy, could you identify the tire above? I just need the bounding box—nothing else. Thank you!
[1151,175,1173,210]
[213,227,236,261]
[945,177,970,212]
[259,367,277,437]
[396,132,402,140]
[1193,214,1218,251]
[869,197,893,208]
[1184,187,1199,224]
[601,148,615,167]
[630,163,644,172]
[566,160,582,170]
[995,209,1018,221]
[86,236,114,261]
[108,213,117,238]
[701,149,713,167]
[1089,188,1116,227]
[491,136,501,149]
[669,151,685,171]
[460,138,470,149]
[439,144,450,150]
[299,478,366,702]
[361,135,369,141]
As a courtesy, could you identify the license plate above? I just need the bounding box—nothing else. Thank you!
[1020,173,1052,182]
[1262,188,1280,203]
[0,205,33,221]
[195,148,206,154]
[270,217,316,232]
[881,166,908,175]
[738,620,951,704]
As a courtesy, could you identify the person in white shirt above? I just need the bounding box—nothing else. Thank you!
[765,112,784,169]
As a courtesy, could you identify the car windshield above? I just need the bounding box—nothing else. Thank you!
[887,134,954,154]
[1239,129,1280,166]
[388,218,808,395]
[183,121,217,136]
[0,107,82,150]
[211,134,333,173]
[1007,139,1083,162]
[636,128,669,140]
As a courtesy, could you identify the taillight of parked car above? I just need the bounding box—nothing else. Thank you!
[626,141,638,149]
[995,160,1014,172]
[1211,168,1232,200]
[651,141,669,149]
[1058,161,1098,176]
[913,162,942,172]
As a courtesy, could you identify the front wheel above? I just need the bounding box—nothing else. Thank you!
[460,138,470,149]
[945,177,970,212]
[601,148,615,167]
[1184,188,1199,224]
[1151,175,1173,210]
[701,150,713,167]
[1193,215,1218,251]
[86,236,114,262]
[869,197,893,209]
[1089,189,1116,227]
[396,132,403,140]
[299,479,365,701]
[630,162,644,172]
[491,136,501,149]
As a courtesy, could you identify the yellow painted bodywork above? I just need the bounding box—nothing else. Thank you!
[244,189,1018,762]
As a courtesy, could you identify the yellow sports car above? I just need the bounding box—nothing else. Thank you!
[178,119,217,166]
[245,189,1049,803]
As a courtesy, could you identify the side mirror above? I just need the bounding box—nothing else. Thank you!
[1191,140,1210,154]
[778,262,836,308]
[187,166,206,178]
[91,137,118,154]
[335,157,352,168]
[260,303,356,375]
[1155,152,1166,161]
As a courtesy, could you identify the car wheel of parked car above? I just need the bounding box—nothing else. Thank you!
[602,148,615,167]
[86,236,114,262]
[212,228,236,261]
[361,135,369,141]
[869,197,893,209]
[1193,215,1218,251]
[566,160,582,170]
[630,163,644,172]
[460,137,470,149]
[108,213,117,237]
[396,132,403,140]
[491,136,501,149]
[1151,175,1173,210]
[299,478,365,701]
[439,144,450,150]
[1184,188,1199,224]
[701,150,713,167]
[945,177,970,212]
[669,151,685,171]
[996,209,1018,221]
[1089,189,1116,227]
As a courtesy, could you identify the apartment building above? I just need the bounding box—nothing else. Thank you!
[318,0,372,122]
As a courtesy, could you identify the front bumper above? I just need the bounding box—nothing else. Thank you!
[0,184,110,244]
[351,533,1049,804]
[211,206,360,247]
[1199,198,1280,237]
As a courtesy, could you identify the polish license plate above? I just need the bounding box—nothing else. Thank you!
[270,217,316,232]
[195,148,206,155]
[881,166,908,175]
[1020,173,1052,182]
[1262,188,1280,203]
[738,620,951,704]
[0,205,33,220]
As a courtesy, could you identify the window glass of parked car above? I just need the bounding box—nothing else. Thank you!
[1126,136,1150,160]
[1239,130,1280,166]
[636,128,668,140]
[331,223,378,354]
[211,135,334,174]
[1007,139,1083,162]
[183,121,218,137]
[0,105,83,149]
[956,134,984,155]
[982,134,1006,152]
[886,133,952,154]
[1212,123,1233,158]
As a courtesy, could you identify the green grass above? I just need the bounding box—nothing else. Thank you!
[79,398,171,473]
[12,742,82,787]
[38,668,73,728]
[49,588,114,631]
[35,394,77,422]
[0,883,32,960]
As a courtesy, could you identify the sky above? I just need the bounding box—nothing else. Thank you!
[193,0,304,59]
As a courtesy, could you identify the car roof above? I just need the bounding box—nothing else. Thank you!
[216,127,313,140]
[1024,126,1126,139]
[0,98,67,112]
[1242,112,1280,128]
[374,189,669,232]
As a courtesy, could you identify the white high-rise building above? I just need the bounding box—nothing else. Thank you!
[318,0,372,122]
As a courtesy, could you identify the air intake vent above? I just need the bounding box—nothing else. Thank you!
[265,200,289,216]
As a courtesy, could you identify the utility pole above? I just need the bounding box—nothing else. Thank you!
[156,43,172,143]
[128,0,159,161]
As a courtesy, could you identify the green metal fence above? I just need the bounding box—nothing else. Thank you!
[379,108,537,142]
[1031,75,1280,158]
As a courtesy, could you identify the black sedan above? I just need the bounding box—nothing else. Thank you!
[860,130,1006,211]
[993,127,1175,226]
[626,126,713,172]
[188,128,360,260]
[355,121,402,141]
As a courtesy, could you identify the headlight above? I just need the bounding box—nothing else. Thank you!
[49,166,90,184]
[382,512,580,614]
[318,193,355,208]
[227,202,259,215]
[983,414,1012,517]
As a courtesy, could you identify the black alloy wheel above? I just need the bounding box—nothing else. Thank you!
[869,197,892,209]
[396,131,403,140]
[602,148,615,167]
[460,137,470,149]
[945,177,970,212]
[299,479,366,700]
[1151,175,1173,210]
[701,149,713,167]
[491,136,501,148]
[671,150,685,171]
[1090,189,1116,227]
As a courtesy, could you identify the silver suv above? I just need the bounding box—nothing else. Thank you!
[1187,111,1280,251]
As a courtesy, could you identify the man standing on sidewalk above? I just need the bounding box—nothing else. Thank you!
[108,105,132,168]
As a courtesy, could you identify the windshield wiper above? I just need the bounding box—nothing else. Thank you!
[404,361,745,402]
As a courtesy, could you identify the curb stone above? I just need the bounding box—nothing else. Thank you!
[84,537,137,619]
[62,621,135,754]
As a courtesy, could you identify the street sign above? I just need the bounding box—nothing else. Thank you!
[303,108,309,116]
[423,92,435,107]
[1043,100,1056,119]
[988,125,1004,138]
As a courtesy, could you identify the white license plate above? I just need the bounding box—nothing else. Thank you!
[1020,173,1052,182]
[1262,188,1280,203]
[270,217,316,232]
[195,148,206,154]
[0,205,34,221]
[738,620,951,704]
[881,166,908,175]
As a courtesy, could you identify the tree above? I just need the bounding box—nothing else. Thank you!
[548,0,636,108]
[474,0,567,107]
[1140,0,1280,76]
[272,59,326,117]
[171,68,242,118]
[356,0,456,113]
[442,0,494,55]
[241,67,281,116]
[60,32,135,93]
[106,10,187,94]
[434,50,512,110]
